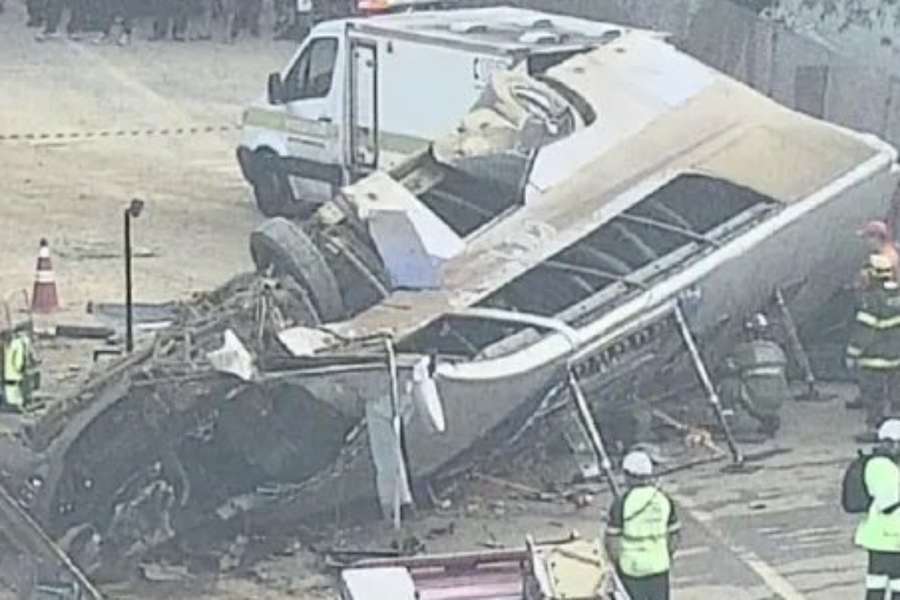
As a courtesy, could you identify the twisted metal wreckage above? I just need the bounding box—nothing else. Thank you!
[1,20,899,580]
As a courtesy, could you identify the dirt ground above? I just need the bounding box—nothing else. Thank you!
[0,2,890,599]
[0,1,291,324]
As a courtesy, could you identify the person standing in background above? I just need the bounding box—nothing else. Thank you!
[240,0,262,37]
[847,255,900,442]
[35,0,64,40]
[275,0,312,41]
[93,0,133,45]
[66,0,88,39]
[193,0,215,40]
[151,0,186,41]
[2,325,36,412]
[26,0,46,27]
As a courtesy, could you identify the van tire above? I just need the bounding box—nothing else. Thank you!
[250,217,346,322]
[252,153,298,218]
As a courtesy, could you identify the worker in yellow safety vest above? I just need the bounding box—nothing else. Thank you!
[605,450,681,600]
[857,418,900,600]
[2,325,35,412]
[847,254,900,442]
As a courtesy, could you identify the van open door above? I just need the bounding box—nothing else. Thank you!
[347,33,379,180]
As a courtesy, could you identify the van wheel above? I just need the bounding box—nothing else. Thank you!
[252,153,317,219]
[252,153,296,218]
[250,217,346,322]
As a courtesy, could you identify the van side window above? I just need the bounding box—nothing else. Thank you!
[284,37,339,102]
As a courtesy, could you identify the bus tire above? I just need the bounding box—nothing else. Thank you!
[250,217,346,322]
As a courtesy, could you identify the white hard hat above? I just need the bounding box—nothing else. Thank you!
[878,419,900,442]
[622,451,653,477]
[745,313,769,332]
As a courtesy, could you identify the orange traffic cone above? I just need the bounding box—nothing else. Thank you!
[31,238,59,313]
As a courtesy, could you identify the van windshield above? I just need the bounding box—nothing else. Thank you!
[284,37,339,101]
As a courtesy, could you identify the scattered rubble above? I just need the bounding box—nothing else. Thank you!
[0,273,333,580]
[0,476,102,599]
[0,256,768,596]
[218,535,249,574]
[140,562,192,583]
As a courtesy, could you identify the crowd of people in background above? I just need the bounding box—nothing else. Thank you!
[13,0,355,45]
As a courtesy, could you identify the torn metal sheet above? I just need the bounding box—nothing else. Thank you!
[0,480,102,599]
[207,329,256,381]
[277,326,336,356]
[340,535,623,600]
[560,408,601,481]
[411,356,446,433]
[365,394,414,519]
[530,537,614,599]
[342,567,417,600]
[349,171,464,289]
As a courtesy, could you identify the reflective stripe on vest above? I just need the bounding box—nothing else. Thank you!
[857,311,900,330]
[858,357,900,370]
[619,486,673,578]
[3,337,27,384]
[744,366,784,377]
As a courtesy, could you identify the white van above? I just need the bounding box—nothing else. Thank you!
[236,7,628,216]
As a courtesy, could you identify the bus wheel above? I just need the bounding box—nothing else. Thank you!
[249,217,346,322]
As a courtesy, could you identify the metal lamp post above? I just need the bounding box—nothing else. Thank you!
[124,199,144,353]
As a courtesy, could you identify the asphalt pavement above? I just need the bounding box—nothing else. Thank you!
[664,384,868,599]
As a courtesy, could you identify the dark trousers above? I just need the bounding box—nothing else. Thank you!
[620,571,670,600]
[860,370,900,430]
[26,0,46,25]
[42,0,63,33]
[66,0,87,33]
[867,551,900,600]
[153,0,187,38]
[276,11,311,41]
[273,0,291,27]
[42,0,85,34]
[719,377,782,436]
[97,0,132,34]
[237,0,261,36]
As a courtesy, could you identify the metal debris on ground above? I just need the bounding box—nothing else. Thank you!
[218,535,250,573]
[472,472,561,503]
[139,562,192,582]
[0,478,103,599]
[337,532,627,600]
[0,272,331,581]
[0,265,790,585]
